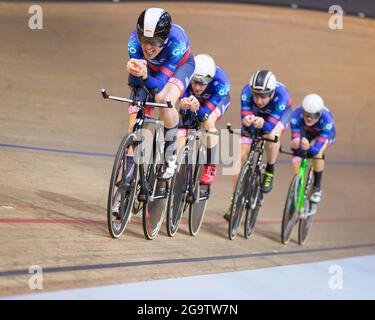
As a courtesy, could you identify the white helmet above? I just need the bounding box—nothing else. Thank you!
[302,94,324,114]
[193,54,216,84]
[249,70,277,95]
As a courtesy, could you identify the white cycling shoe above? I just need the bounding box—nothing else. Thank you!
[310,187,322,203]
[159,155,177,181]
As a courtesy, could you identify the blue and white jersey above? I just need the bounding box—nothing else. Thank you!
[240,82,292,133]
[290,106,336,155]
[181,67,230,111]
[128,24,192,93]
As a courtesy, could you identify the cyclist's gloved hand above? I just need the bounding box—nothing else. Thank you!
[252,116,265,129]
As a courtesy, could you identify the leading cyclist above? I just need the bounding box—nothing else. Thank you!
[125,8,195,181]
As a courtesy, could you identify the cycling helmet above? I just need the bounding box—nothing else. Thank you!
[249,70,277,96]
[193,54,216,85]
[137,8,172,47]
[302,94,324,119]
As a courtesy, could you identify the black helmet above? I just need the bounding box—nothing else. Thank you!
[249,70,277,96]
[137,8,172,46]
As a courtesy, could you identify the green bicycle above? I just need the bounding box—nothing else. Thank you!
[280,148,323,245]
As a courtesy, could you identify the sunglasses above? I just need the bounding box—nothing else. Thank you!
[251,91,273,99]
[192,75,212,86]
[303,110,321,120]
[138,34,166,47]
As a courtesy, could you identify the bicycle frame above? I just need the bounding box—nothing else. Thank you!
[280,147,324,217]
[227,124,278,176]
[101,82,173,203]
[296,158,310,213]
[179,112,210,204]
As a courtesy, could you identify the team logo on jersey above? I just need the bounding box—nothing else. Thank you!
[214,81,219,86]
[218,84,230,96]
[241,94,247,101]
[291,118,298,125]
[172,42,188,56]
[279,104,286,111]
[325,123,333,130]
[129,47,137,54]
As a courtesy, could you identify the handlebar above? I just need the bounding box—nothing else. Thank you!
[279,147,324,160]
[226,123,279,143]
[101,89,173,109]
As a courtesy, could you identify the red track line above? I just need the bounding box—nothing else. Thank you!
[0,217,374,225]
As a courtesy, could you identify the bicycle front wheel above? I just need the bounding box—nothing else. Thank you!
[107,133,138,239]
[281,175,300,244]
[229,161,252,240]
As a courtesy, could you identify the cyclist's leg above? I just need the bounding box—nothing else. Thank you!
[200,96,231,185]
[309,133,335,203]
[262,123,282,193]
[201,95,230,162]
[264,124,282,164]
[262,108,292,193]
[311,139,329,186]
[157,55,195,179]
[157,54,195,128]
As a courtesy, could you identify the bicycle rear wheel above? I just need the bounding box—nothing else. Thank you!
[188,163,208,236]
[229,161,252,240]
[244,167,263,239]
[166,146,189,237]
[281,175,300,244]
[298,167,315,245]
[107,133,138,239]
[142,164,168,240]
[142,130,168,240]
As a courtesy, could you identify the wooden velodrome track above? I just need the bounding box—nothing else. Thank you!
[1,2,375,297]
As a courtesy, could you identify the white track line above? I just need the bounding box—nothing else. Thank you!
[4,255,375,300]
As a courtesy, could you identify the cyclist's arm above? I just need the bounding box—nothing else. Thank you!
[240,87,254,121]
[179,89,190,99]
[290,114,302,141]
[198,83,230,118]
[144,43,188,94]
[262,98,290,133]
[127,31,144,87]
[309,127,332,156]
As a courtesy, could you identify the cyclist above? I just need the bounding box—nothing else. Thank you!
[125,8,195,181]
[224,70,292,221]
[290,93,336,203]
[178,53,231,185]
